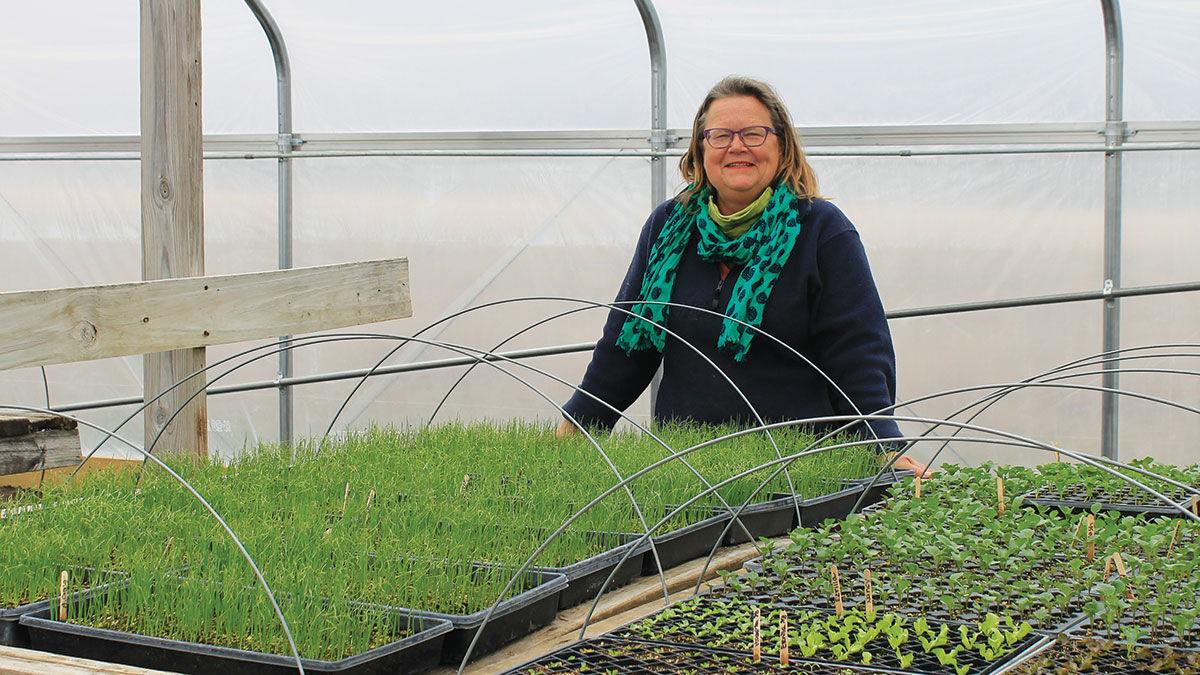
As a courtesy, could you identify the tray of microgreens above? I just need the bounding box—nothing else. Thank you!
[19,576,452,674]
[1,421,882,669]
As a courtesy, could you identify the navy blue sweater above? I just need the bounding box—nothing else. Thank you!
[563,197,902,440]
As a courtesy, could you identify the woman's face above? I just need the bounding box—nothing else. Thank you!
[701,95,782,213]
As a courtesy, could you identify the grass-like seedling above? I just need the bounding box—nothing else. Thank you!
[2,420,881,659]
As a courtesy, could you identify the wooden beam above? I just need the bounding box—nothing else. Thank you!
[0,259,412,371]
[0,430,81,477]
[141,0,205,457]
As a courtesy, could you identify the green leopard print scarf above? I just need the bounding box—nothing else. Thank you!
[616,183,804,362]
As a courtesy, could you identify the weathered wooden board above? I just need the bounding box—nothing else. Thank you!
[0,644,175,674]
[0,258,411,372]
[0,413,77,438]
[0,430,80,476]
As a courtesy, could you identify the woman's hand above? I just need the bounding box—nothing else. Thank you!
[556,419,579,438]
[890,453,934,478]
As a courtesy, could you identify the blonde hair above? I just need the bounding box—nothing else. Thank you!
[677,75,820,206]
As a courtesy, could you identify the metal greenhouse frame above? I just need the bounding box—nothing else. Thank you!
[2,0,1199,459]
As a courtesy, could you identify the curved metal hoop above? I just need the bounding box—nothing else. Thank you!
[0,404,307,675]
[124,331,683,605]
[916,344,1200,467]
[323,299,801,530]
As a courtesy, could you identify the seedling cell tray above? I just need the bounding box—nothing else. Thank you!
[612,604,1048,675]
[641,509,732,576]
[1007,635,1200,673]
[532,531,651,610]
[412,566,567,664]
[1020,483,1200,519]
[20,586,453,675]
[729,555,1092,635]
[504,636,885,673]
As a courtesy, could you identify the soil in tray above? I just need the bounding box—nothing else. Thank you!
[505,636,864,673]
[1008,635,1200,674]
[612,595,1039,674]
[720,554,1090,634]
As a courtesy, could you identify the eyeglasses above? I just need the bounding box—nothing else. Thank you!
[702,126,776,149]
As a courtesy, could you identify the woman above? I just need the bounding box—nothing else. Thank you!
[559,75,927,475]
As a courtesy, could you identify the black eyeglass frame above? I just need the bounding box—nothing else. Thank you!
[701,125,778,149]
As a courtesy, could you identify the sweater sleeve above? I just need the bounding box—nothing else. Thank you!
[561,204,670,430]
[808,225,903,442]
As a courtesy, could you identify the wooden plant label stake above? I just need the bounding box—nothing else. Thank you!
[997,476,1006,516]
[1055,450,1062,464]
[458,473,472,496]
[1086,514,1096,561]
[1112,552,1135,600]
[340,482,350,516]
[752,606,762,663]
[914,474,922,499]
[779,611,789,666]
[363,488,376,523]
[1168,521,1183,556]
[831,565,844,617]
[864,568,874,616]
[1073,513,1086,542]
[1103,555,1113,579]
[58,570,68,621]
[1192,495,1199,517]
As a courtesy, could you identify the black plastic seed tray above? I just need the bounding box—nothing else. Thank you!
[726,557,1091,635]
[0,567,127,649]
[531,530,651,610]
[1067,611,1200,654]
[20,583,453,674]
[612,597,1046,674]
[409,564,567,665]
[1021,483,1200,519]
[503,636,883,673]
[641,508,732,576]
[0,599,48,648]
[1007,635,1200,673]
[715,496,799,546]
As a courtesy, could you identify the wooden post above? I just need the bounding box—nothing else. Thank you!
[141,0,206,458]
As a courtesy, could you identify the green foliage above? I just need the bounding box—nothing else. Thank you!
[0,420,878,659]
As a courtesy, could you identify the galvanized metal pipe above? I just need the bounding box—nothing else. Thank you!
[4,141,1199,162]
[634,0,670,420]
[1101,0,1126,460]
[243,0,296,446]
[48,280,1200,414]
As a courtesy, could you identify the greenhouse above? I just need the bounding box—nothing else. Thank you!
[1,0,1198,673]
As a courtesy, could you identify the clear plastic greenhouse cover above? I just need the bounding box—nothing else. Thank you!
[0,1,1197,465]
